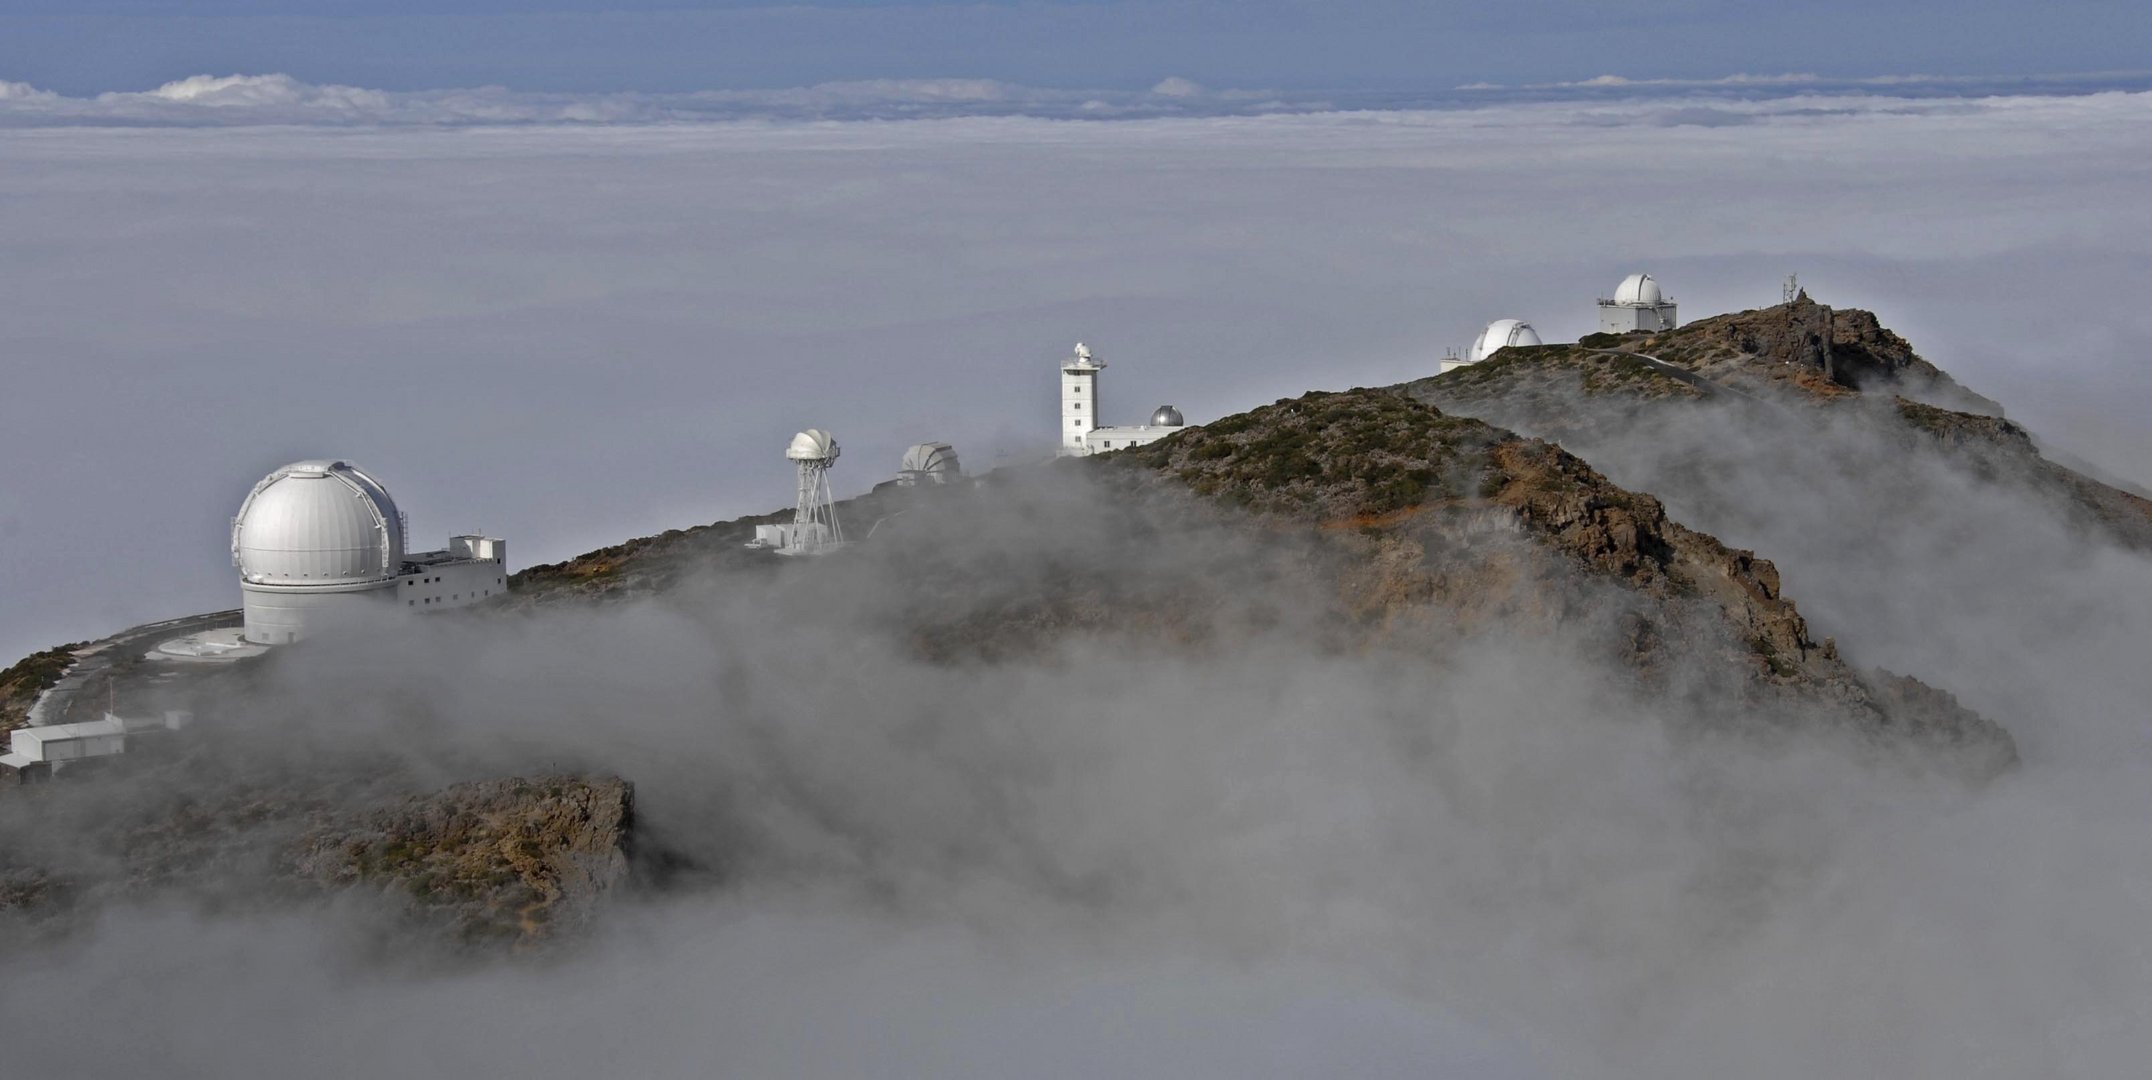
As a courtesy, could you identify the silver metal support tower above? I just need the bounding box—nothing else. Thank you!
[791,460,843,555]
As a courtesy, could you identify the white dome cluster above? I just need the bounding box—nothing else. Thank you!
[231,460,403,586]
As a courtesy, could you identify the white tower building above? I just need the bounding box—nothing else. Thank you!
[231,460,506,645]
[1444,319,1544,373]
[1060,342,1104,457]
[783,429,845,555]
[1054,342,1188,457]
[1597,272,1678,334]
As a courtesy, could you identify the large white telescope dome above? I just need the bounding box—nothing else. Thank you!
[1613,272,1663,307]
[900,442,960,476]
[1468,319,1543,364]
[231,460,404,586]
[787,429,840,463]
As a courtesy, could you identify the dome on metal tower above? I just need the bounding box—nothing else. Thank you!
[900,442,961,475]
[231,460,404,586]
[1150,405,1186,427]
[787,429,840,463]
[1613,272,1663,307]
[1467,319,1543,364]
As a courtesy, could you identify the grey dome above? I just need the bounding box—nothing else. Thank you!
[1150,405,1186,427]
[232,460,404,586]
[900,442,961,476]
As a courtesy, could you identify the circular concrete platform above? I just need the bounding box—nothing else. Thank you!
[149,628,269,663]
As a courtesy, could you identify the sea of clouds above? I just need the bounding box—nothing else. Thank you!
[2,68,2149,126]
[3,75,2152,1077]
[5,78,2150,663]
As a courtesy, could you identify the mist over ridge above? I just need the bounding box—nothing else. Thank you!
[5,86,2152,664]
[10,293,2152,1075]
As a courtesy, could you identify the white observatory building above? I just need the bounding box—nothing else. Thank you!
[750,430,848,555]
[1443,318,1544,373]
[1597,272,1679,334]
[897,442,962,486]
[230,460,506,645]
[1057,342,1187,457]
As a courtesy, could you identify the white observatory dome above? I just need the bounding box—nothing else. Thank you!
[786,429,840,464]
[1150,405,1186,427]
[1613,272,1662,307]
[1468,319,1544,364]
[900,442,961,476]
[231,460,404,586]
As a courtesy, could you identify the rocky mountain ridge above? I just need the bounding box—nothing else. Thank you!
[1102,387,2011,775]
[1408,296,2152,551]
[15,295,2128,947]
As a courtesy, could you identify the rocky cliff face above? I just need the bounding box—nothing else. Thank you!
[1601,294,2001,412]
[1103,388,2013,778]
[0,643,78,739]
[0,755,632,951]
[285,776,632,948]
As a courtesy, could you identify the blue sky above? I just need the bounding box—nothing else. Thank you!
[3,0,2147,95]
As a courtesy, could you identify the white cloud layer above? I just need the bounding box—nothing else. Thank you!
[0,69,2147,126]
[1,87,2149,661]
[0,71,1263,125]
[3,81,2152,1078]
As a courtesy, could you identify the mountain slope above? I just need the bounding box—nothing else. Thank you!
[1406,295,2152,551]
[509,384,2015,780]
[1103,388,2011,776]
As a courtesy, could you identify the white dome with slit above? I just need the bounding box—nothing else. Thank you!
[900,442,960,475]
[1468,319,1543,364]
[787,429,840,463]
[231,460,404,586]
[1613,272,1662,307]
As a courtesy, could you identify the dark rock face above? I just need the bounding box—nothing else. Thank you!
[0,761,632,951]
[286,776,633,948]
[0,643,79,739]
[1625,295,2003,413]
[1105,388,2015,779]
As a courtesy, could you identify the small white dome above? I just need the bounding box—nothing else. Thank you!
[787,429,840,463]
[232,460,404,586]
[900,442,961,475]
[1467,319,1543,364]
[1613,272,1662,307]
